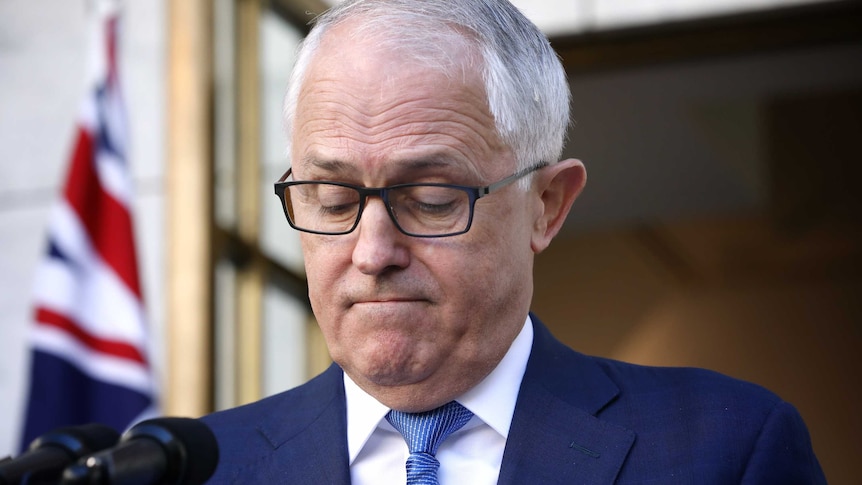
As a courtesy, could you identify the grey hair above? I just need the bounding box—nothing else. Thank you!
[283,0,571,174]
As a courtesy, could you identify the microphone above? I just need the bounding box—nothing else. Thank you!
[0,423,120,485]
[61,417,218,485]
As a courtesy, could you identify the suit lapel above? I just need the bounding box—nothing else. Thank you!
[234,364,351,484]
[497,317,635,485]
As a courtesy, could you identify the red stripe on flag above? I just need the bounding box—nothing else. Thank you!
[34,306,147,365]
[63,127,142,298]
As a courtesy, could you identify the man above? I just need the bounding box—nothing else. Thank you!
[202,0,825,483]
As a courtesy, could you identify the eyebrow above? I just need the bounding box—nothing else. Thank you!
[298,154,475,181]
[299,156,357,176]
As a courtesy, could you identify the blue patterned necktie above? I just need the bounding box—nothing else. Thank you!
[386,401,474,485]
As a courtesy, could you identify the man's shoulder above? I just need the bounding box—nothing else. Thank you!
[200,363,344,433]
[530,315,782,413]
[198,364,350,483]
[554,346,804,457]
[569,354,824,483]
[589,353,782,409]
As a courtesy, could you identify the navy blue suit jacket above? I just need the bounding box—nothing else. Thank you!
[201,316,826,484]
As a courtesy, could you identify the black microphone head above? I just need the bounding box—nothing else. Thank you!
[29,423,120,458]
[122,417,219,485]
[0,423,119,485]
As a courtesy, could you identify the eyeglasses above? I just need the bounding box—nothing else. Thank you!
[273,163,547,238]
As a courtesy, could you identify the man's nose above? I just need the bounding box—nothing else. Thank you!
[351,198,410,274]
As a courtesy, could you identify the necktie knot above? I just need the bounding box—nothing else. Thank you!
[386,401,473,484]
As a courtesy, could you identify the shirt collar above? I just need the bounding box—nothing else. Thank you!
[344,371,391,464]
[344,315,534,463]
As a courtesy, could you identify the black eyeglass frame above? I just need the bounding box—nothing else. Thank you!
[273,162,549,238]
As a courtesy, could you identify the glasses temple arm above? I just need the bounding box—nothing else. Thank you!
[481,162,549,195]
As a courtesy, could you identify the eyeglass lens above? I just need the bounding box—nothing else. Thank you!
[284,183,473,236]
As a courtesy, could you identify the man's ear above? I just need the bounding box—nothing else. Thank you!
[530,158,586,253]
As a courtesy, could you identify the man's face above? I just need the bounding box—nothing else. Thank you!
[291,26,539,411]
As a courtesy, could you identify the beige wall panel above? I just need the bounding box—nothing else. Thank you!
[166,0,213,417]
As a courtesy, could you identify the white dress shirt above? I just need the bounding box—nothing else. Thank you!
[346,316,534,485]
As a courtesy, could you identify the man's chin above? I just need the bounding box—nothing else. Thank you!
[344,354,435,389]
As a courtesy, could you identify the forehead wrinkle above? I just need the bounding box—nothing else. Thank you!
[300,121,502,181]
[299,88,503,159]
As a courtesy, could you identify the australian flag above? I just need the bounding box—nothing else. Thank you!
[19,1,156,450]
